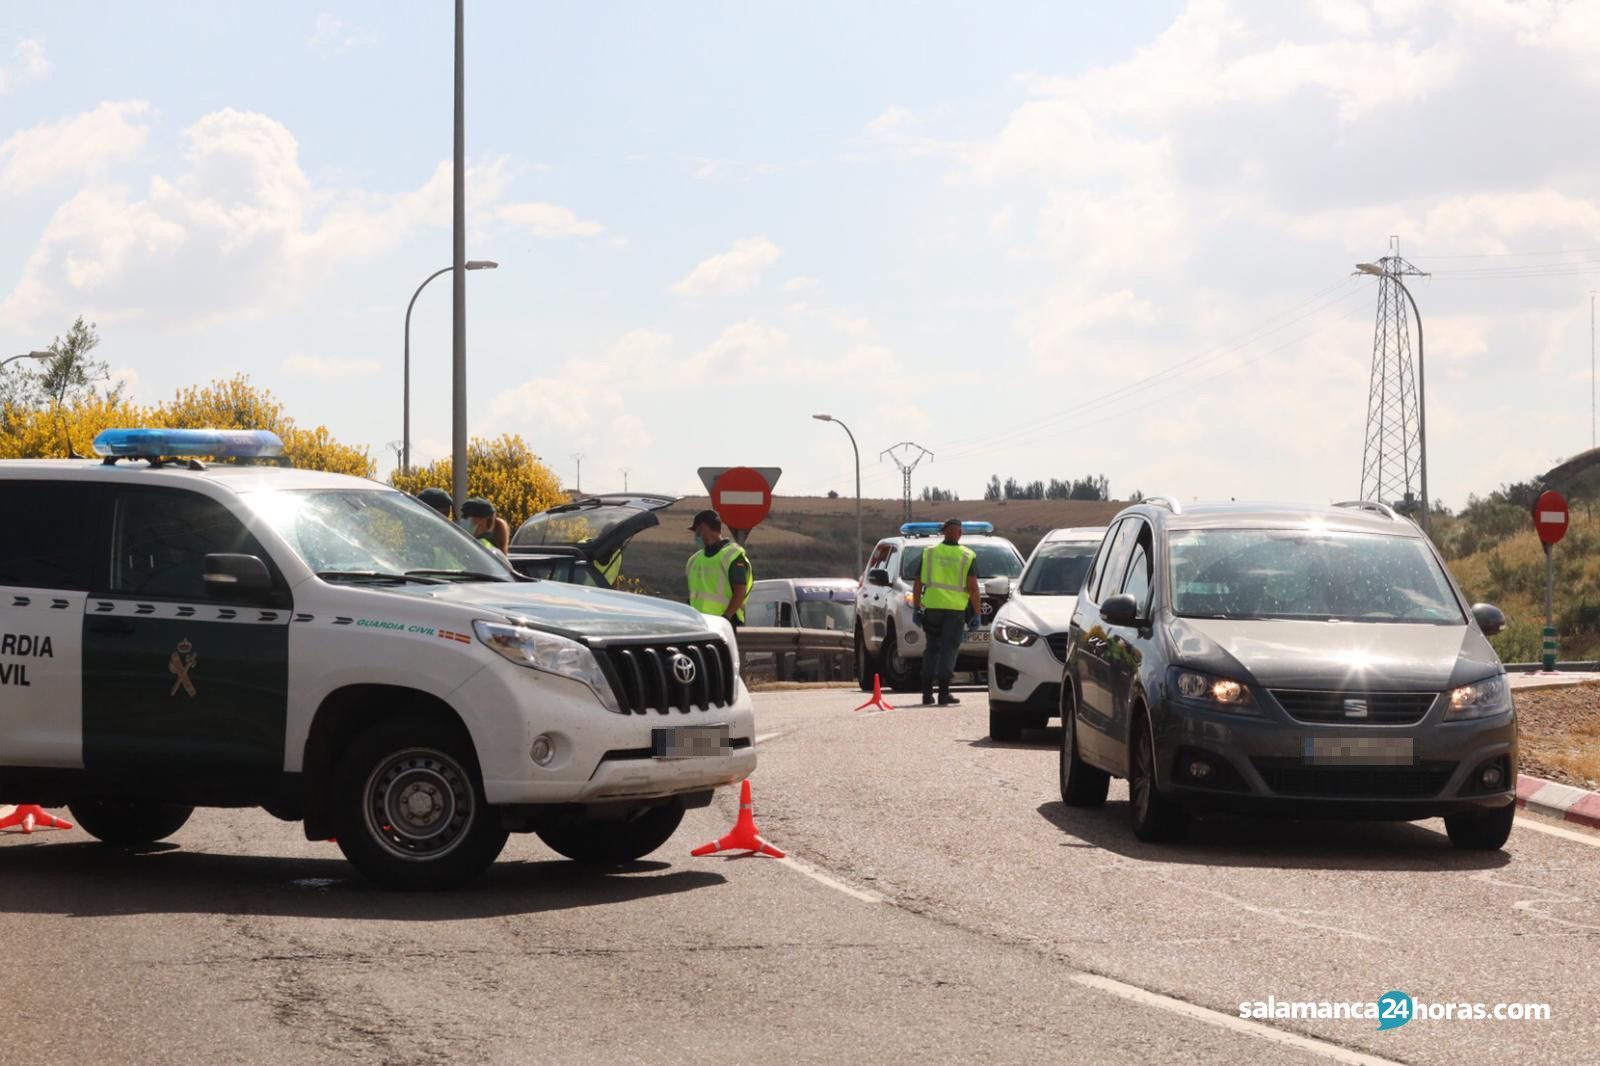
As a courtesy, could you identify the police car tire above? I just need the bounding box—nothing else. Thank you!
[855,628,877,692]
[67,799,193,846]
[534,804,685,866]
[880,629,919,692]
[331,717,509,891]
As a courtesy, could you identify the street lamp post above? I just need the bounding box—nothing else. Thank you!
[403,260,496,473]
[1357,262,1429,535]
[813,414,862,574]
[1,351,50,370]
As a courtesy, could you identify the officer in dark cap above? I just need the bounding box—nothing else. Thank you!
[686,509,752,625]
[416,487,453,521]
[461,497,510,554]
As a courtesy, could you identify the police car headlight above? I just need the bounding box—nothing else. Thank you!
[473,621,621,713]
[1446,675,1511,720]
[992,621,1037,647]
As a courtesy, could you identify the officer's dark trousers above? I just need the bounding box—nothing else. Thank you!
[920,608,965,691]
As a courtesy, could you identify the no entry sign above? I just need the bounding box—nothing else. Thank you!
[711,467,774,530]
[1534,490,1569,546]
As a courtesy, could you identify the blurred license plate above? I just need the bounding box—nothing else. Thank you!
[967,629,990,644]
[653,725,730,759]
[1303,736,1412,765]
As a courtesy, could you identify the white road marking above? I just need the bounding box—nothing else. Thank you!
[1070,974,1407,1066]
[776,855,885,904]
[754,731,789,746]
[1515,815,1600,848]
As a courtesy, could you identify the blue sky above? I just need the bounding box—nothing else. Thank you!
[4,2,1599,508]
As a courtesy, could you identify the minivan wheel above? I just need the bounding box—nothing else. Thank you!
[536,805,685,866]
[1059,691,1109,808]
[68,799,193,846]
[880,628,919,692]
[855,627,877,692]
[1443,805,1514,851]
[331,716,508,890]
[1129,711,1188,843]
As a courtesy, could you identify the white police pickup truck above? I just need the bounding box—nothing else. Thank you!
[0,429,755,889]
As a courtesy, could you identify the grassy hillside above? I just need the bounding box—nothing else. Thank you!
[1445,513,1600,662]
[620,494,1123,599]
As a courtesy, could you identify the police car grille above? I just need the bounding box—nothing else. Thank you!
[1270,690,1436,725]
[602,640,735,714]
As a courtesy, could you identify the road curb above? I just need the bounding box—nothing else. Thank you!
[1517,773,1600,830]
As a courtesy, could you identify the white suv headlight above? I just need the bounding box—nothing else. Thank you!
[473,620,621,713]
[993,621,1038,647]
[1445,675,1511,720]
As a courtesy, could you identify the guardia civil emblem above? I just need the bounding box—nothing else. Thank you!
[168,638,198,698]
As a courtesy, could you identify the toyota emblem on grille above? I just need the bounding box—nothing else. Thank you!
[981,601,994,617]
[672,653,697,685]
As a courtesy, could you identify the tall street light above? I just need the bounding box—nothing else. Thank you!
[1,351,50,370]
[403,260,496,472]
[813,413,862,574]
[1357,261,1429,535]
[451,0,468,511]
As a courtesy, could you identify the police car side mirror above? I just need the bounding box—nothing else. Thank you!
[1101,593,1139,627]
[203,553,273,599]
[1471,602,1506,636]
[867,569,891,588]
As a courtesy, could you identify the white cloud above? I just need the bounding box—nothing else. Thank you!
[487,375,651,474]
[783,275,821,292]
[281,354,382,378]
[686,320,789,376]
[0,107,521,330]
[669,237,781,297]
[0,100,151,196]
[0,37,50,93]
[496,201,605,238]
[309,13,377,58]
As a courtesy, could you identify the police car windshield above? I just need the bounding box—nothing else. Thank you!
[900,541,1023,582]
[1019,542,1098,595]
[244,490,513,582]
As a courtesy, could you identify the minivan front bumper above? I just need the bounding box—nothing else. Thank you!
[1153,699,1517,819]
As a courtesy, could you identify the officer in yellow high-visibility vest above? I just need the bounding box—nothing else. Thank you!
[912,518,982,706]
[686,509,753,626]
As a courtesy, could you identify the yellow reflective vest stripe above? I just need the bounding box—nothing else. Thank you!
[598,550,622,585]
[686,543,753,622]
[919,542,975,610]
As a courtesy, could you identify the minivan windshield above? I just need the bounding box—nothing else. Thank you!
[245,489,513,582]
[900,541,1024,582]
[1167,528,1463,624]
[1019,541,1100,595]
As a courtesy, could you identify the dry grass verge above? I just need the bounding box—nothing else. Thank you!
[1514,682,1600,790]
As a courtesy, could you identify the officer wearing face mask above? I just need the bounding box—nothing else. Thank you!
[686,509,752,627]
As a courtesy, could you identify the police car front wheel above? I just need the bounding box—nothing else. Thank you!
[331,716,509,890]
[68,799,193,846]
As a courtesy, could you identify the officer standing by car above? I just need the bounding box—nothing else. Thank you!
[913,517,982,706]
[462,498,511,554]
[687,509,752,627]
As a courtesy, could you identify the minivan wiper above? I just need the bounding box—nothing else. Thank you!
[316,570,444,585]
[404,569,509,583]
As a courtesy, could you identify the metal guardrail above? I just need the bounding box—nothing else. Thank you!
[1504,661,1600,673]
[735,626,854,682]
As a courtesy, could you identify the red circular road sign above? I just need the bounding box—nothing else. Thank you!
[1534,490,1569,546]
[712,467,773,530]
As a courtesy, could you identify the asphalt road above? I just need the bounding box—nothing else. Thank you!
[3,687,1598,1065]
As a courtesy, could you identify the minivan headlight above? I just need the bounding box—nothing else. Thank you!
[1170,668,1257,713]
[1445,675,1511,720]
[473,620,621,713]
[993,621,1038,646]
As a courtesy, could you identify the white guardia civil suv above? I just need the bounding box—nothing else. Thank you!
[0,429,756,889]
[986,527,1105,741]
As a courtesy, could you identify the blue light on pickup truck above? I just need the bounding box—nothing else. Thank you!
[90,428,286,459]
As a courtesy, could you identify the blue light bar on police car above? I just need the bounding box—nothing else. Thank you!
[91,428,285,459]
[899,521,994,536]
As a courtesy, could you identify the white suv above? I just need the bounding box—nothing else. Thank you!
[986,527,1105,740]
[854,522,1024,692]
[0,430,756,889]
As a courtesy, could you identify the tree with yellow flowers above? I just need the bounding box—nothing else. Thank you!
[389,434,566,530]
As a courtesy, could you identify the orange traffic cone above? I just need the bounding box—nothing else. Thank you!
[853,673,895,712]
[0,804,74,834]
[690,779,786,859]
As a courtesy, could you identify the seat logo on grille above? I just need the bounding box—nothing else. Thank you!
[1343,698,1369,718]
[671,653,697,685]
